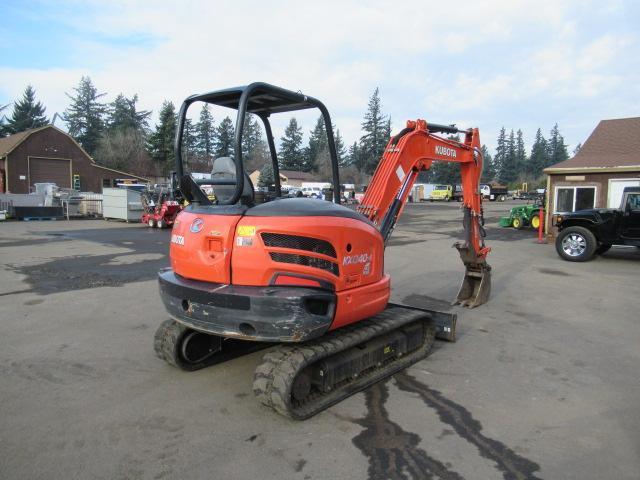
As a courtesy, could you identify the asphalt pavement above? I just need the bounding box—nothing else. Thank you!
[0,201,638,480]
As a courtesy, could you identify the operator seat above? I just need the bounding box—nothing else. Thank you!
[210,157,255,206]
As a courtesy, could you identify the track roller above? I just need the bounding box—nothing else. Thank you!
[252,305,436,420]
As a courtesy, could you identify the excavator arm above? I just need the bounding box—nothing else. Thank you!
[357,119,491,307]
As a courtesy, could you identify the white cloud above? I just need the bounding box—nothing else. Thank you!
[1,0,639,152]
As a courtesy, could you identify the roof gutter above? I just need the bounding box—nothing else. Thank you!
[544,165,640,174]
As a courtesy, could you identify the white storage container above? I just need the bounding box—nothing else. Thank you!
[102,188,143,221]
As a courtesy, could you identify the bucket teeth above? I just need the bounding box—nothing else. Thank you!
[452,243,492,308]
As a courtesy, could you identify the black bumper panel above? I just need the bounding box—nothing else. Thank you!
[158,268,336,342]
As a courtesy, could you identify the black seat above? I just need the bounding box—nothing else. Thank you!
[210,157,255,206]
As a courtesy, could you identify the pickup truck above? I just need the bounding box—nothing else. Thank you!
[554,186,640,261]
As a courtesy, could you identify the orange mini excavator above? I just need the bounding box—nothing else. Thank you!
[154,83,491,419]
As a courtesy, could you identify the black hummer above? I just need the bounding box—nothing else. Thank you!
[554,186,640,261]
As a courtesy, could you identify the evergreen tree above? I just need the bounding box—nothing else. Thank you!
[573,142,582,155]
[498,129,517,184]
[548,123,569,167]
[359,88,389,174]
[493,127,507,181]
[64,77,107,156]
[480,145,496,183]
[529,128,549,178]
[147,100,177,174]
[347,141,360,169]
[107,94,150,133]
[279,118,304,171]
[515,129,527,179]
[0,103,10,137]
[195,104,215,162]
[5,85,48,134]
[304,116,328,172]
[214,116,235,157]
[182,118,197,167]
[258,160,275,187]
[335,129,347,167]
[383,118,391,142]
[242,114,265,171]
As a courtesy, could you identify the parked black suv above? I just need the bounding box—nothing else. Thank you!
[554,186,640,261]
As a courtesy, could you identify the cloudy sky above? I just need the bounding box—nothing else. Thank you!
[1,0,639,153]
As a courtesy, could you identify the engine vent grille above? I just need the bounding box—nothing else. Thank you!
[269,252,339,276]
[261,233,336,258]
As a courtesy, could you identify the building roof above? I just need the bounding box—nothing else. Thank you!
[545,117,640,172]
[279,169,317,181]
[0,125,51,157]
[0,125,149,181]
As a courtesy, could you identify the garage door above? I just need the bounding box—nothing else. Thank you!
[29,157,71,189]
[608,179,640,208]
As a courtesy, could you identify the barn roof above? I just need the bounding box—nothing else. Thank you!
[545,117,640,172]
[0,125,149,181]
[0,125,51,157]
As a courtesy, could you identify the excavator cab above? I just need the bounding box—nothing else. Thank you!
[174,82,342,208]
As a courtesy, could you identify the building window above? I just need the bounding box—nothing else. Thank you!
[554,186,596,213]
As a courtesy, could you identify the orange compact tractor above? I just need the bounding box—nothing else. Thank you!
[154,83,491,419]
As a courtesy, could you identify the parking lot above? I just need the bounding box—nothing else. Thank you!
[1,200,638,480]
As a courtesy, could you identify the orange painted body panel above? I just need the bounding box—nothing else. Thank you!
[231,216,384,292]
[331,274,391,330]
[169,209,390,328]
[169,210,241,284]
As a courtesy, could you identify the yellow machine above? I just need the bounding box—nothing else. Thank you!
[429,184,453,201]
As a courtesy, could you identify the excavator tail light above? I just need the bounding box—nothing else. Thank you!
[452,243,492,308]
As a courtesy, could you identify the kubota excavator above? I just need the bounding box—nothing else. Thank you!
[154,83,491,419]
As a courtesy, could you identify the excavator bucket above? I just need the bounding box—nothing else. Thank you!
[452,242,492,308]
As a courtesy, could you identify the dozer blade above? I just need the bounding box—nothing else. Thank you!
[452,242,492,308]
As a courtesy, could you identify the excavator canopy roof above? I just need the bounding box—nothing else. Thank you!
[184,83,319,115]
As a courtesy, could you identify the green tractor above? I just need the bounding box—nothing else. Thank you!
[499,203,544,230]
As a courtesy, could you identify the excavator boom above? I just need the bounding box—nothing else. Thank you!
[358,119,491,307]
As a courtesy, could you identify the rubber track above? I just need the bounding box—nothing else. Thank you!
[154,319,268,371]
[252,305,436,420]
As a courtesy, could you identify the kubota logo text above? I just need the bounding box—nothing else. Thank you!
[435,146,457,158]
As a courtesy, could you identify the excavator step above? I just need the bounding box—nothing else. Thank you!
[252,305,437,420]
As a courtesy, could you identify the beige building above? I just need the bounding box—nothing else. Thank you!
[544,117,640,235]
